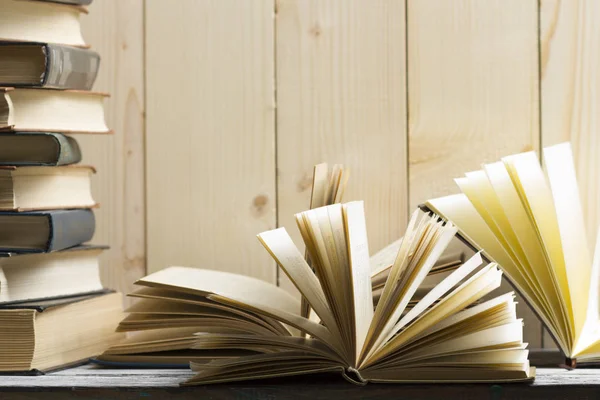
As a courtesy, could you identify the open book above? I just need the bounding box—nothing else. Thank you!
[100,202,533,384]
[425,142,600,367]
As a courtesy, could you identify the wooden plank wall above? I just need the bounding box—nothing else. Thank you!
[79,0,146,301]
[275,0,407,294]
[144,1,277,282]
[407,0,541,347]
[79,0,600,347]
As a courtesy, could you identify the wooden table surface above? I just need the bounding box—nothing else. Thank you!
[1,364,600,400]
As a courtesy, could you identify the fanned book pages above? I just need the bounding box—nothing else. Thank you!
[100,204,534,385]
[301,163,349,319]
[425,142,600,367]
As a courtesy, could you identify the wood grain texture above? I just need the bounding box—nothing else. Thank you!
[275,0,408,295]
[407,0,541,347]
[145,1,276,282]
[540,0,600,349]
[79,1,146,302]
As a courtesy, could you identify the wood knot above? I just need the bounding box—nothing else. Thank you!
[251,195,269,217]
[297,173,313,192]
[310,23,321,37]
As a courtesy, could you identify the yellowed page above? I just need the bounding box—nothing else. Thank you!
[309,163,329,209]
[426,194,568,355]
[334,167,350,204]
[544,142,593,351]
[343,201,375,363]
[363,265,503,367]
[576,231,600,357]
[305,208,346,329]
[483,161,571,346]
[136,266,299,315]
[460,171,549,311]
[391,253,484,339]
[207,294,343,355]
[257,228,340,339]
[370,237,402,278]
[362,219,457,363]
[504,152,575,337]
[457,175,540,297]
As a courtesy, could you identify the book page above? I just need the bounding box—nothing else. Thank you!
[362,215,457,363]
[426,194,568,355]
[370,237,402,278]
[459,171,548,310]
[544,143,593,348]
[309,163,329,209]
[136,266,299,315]
[390,253,484,340]
[257,227,341,343]
[483,161,571,345]
[342,201,374,363]
[504,152,575,337]
[364,264,503,367]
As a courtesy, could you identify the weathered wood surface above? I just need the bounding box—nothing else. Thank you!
[2,363,600,399]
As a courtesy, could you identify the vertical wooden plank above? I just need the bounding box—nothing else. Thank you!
[276,0,408,296]
[145,1,276,282]
[79,1,146,299]
[541,0,600,248]
[540,0,600,349]
[407,0,541,347]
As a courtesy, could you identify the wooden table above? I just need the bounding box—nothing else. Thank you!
[1,364,600,399]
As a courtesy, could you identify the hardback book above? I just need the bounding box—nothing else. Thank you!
[0,291,124,372]
[425,142,600,367]
[0,209,95,253]
[0,0,87,47]
[99,203,534,385]
[0,165,95,210]
[0,88,109,133]
[0,132,81,166]
[0,245,105,303]
[0,42,100,90]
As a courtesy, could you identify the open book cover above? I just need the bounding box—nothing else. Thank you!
[425,142,600,367]
[100,203,534,383]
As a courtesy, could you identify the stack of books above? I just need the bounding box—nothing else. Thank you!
[0,0,123,373]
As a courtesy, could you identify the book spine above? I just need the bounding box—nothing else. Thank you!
[43,44,100,90]
[54,134,82,166]
[47,209,95,252]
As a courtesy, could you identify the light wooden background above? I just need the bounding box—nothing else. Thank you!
[80,0,599,348]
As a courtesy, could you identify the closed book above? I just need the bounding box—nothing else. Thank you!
[0,209,95,253]
[0,245,106,304]
[0,88,109,134]
[0,132,81,166]
[0,42,100,90]
[0,291,124,373]
[0,165,96,210]
[0,0,86,47]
